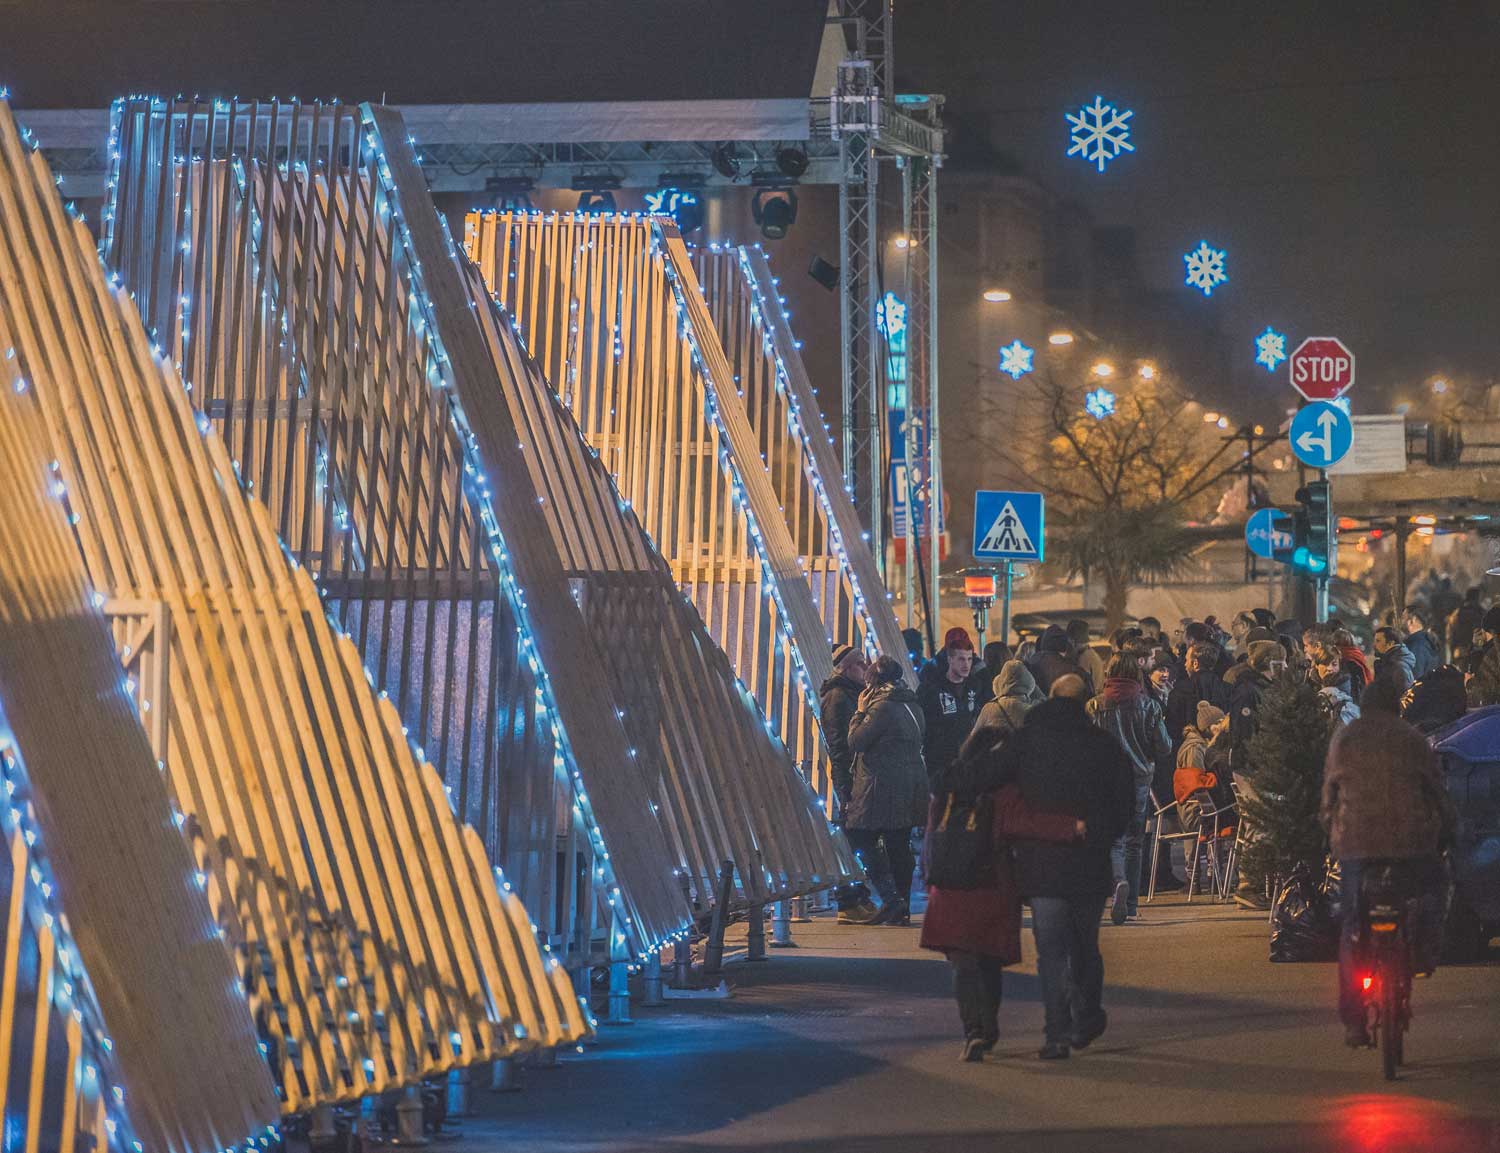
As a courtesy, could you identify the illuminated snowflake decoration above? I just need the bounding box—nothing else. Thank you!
[1183,241,1228,297]
[1254,325,1287,372]
[876,291,907,339]
[1066,96,1135,173]
[1085,387,1117,419]
[998,339,1035,380]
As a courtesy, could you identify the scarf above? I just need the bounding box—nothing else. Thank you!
[1102,677,1144,705]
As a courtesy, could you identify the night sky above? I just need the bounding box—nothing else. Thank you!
[897,1,1500,418]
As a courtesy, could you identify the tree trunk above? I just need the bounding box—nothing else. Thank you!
[1103,568,1129,634]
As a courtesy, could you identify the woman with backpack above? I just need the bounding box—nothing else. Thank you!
[920,660,1086,1061]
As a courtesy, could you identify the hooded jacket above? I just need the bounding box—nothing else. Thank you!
[1321,712,1452,860]
[819,671,864,806]
[998,697,1135,899]
[1086,679,1172,786]
[952,661,1040,777]
[1165,668,1233,753]
[1404,629,1438,680]
[918,664,987,785]
[1025,625,1091,695]
[845,681,929,830]
[1374,642,1417,695]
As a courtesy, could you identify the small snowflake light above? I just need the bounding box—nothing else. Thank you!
[1085,387,1116,420]
[1183,241,1228,297]
[1066,96,1135,173]
[998,339,1034,380]
[1254,325,1287,372]
[876,291,907,339]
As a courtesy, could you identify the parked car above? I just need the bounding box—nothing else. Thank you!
[1432,706,1500,961]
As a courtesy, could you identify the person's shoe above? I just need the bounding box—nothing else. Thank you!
[836,900,880,925]
[1069,1011,1108,1050]
[980,1032,999,1054]
[1038,1041,1071,1060]
[874,899,911,926]
[961,1038,986,1063]
[1110,880,1131,925]
[1152,876,1185,893]
[1344,1021,1371,1048]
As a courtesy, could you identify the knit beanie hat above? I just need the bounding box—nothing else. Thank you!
[1196,701,1227,732]
[944,626,975,653]
[831,643,857,668]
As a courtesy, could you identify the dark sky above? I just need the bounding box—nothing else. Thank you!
[897,1,1500,416]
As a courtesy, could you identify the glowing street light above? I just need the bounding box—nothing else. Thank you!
[892,234,913,249]
[982,289,1012,302]
[1431,378,1449,394]
[1091,361,1115,378]
[1203,411,1220,423]
[1137,362,1156,380]
[1048,331,1075,346]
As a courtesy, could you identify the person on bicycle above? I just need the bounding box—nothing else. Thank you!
[1320,678,1454,1047]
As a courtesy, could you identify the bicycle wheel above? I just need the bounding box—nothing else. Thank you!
[1381,964,1400,1080]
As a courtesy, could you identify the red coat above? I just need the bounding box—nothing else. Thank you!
[919,784,1080,963]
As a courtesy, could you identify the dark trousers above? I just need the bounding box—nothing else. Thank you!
[845,827,916,906]
[946,949,1005,1042]
[1030,894,1108,1044]
[1337,856,1446,1027]
[1109,780,1153,915]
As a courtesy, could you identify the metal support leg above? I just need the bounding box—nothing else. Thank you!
[393,1085,428,1146]
[446,1067,470,1118]
[606,908,633,1024]
[488,1059,519,1094]
[746,903,768,961]
[573,963,599,1045]
[702,860,735,977]
[790,894,810,922]
[671,941,691,988]
[309,1105,336,1147]
[771,900,797,948]
[642,948,666,1006]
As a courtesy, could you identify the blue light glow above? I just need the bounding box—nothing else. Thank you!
[1085,387,1117,419]
[1183,241,1228,297]
[998,340,1034,380]
[1066,96,1135,173]
[1254,325,1286,372]
[875,291,906,340]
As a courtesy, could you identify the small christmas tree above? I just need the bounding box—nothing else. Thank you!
[1239,673,1333,890]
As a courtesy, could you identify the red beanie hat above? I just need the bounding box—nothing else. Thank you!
[943,627,974,653]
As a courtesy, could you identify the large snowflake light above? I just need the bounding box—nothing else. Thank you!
[1254,325,1287,372]
[876,291,907,339]
[1066,96,1135,173]
[1183,241,1228,297]
[1085,387,1117,420]
[998,339,1034,380]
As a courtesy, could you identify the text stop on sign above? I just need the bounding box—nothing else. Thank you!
[1289,336,1355,401]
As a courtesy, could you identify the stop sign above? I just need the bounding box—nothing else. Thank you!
[1289,336,1355,401]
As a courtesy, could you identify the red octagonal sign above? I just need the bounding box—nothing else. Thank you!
[1289,336,1355,401]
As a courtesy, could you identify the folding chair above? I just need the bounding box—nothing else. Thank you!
[1146,792,1204,903]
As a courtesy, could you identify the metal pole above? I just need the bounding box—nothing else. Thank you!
[1000,562,1013,646]
[605,909,632,1024]
[642,948,666,1006]
[1395,519,1410,616]
[489,1059,519,1094]
[446,1068,470,1118]
[771,900,797,947]
[926,160,943,635]
[309,1105,336,1148]
[746,903,768,962]
[393,1085,428,1146]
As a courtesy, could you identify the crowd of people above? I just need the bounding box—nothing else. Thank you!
[817,590,1498,1061]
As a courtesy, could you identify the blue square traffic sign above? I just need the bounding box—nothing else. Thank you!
[973,490,1045,563]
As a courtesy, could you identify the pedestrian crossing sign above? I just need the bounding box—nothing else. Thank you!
[973,490,1045,563]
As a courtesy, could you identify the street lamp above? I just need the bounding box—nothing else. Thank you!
[1431,378,1449,394]
[1048,331,1075,346]
[1137,362,1156,380]
[982,289,1012,302]
[1091,361,1115,377]
[1203,411,1220,423]
[892,234,913,249]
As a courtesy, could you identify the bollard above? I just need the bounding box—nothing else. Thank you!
[309,1104,336,1148]
[672,941,691,988]
[605,910,633,1024]
[641,948,666,1006]
[489,1058,519,1094]
[446,1067,470,1117]
[790,894,811,922]
[746,903,767,961]
[771,900,797,948]
[393,1085,428,1146]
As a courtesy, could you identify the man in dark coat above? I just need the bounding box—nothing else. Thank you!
[1026,624,1091,696]
[1165,641,1232,754]
[1229,640,1280,778]
[998,675,1134,1060]
[919,628,987,789]
[1447,587,1486,664]
[1402,605,1440,680]
[821,643,875,922]
[1372,626,1417,695]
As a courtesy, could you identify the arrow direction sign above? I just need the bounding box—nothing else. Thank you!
[1245,507,1293,561]
[1289,401,1353,470]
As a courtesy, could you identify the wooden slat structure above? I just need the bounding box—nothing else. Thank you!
[0,191,281,1153]
[101,97,850,928]
[0,100,588,1115]
[464,214,913,811]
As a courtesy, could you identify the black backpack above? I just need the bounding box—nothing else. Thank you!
[926,710,1018,890]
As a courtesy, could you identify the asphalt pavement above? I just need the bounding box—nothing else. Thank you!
[446,897,1499,1153]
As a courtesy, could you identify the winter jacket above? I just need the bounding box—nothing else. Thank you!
[1467,640,1500,708]
[1405,630,1439,680]
[918,671,987,786]
[1026,650,1090,697]
[1373,643,1417,695]
[1228,670,1272,776]
[920,784,1081,963]
[955,661,1039,769]
[819,672,864,807]
[1173,726,1235,831]
[1340,645,1372,694]
[1086,679,1172,787]
[845,681,929,830]
[1449,600,1486,658]
[999,698,1135,899]
[1321,712,1453,860]
[1077,646,1107,697]
[1318,683,1360,729]
[1165,669,1233,753]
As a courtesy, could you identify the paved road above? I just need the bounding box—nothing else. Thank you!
[452,899,1499,1153]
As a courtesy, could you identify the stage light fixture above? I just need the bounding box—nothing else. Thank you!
[752,189,798,240]
[576,190,618,214]
[808,255,840,292]
[711,142,744,180]
[776,146,809,179]
[484,175,535,212]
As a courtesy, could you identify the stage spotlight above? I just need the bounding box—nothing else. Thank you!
[808,255,840,292]
[776,146,809,179]
[711,142,744,180]
[577,190,617,214]
[645,187,704,234]
[484,175,535,212]
[752,188,798,240]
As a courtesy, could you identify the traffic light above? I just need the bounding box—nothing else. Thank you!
[1270,509,1303,567]
[1293,481,1333,574]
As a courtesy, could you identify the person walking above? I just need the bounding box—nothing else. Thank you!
[920,768,1084,1061]
[999,676,1134,1060]
[845,655,929,926]
[1372,626,1417,695]
[958,658,1042,766]
[821,643,877,924]
[1402,605,1439,680]
[1087,653,1172,923]
[918,628,987,789]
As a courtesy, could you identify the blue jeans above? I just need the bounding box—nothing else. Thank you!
[1030,894,1108,1044]
[1110,779,1153,915]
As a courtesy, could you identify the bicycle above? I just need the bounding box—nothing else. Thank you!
[1358,865,1415,1081]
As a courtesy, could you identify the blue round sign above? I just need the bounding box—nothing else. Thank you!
[1289,401,1353,470]
[1245,507,1291,561]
